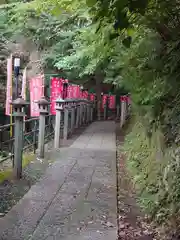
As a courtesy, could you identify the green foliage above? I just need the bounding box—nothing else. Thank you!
[55,20,114,76]
[123,118,180,230]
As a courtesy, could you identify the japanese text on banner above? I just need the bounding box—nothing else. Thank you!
[102,95,108,108]
[30,75,44,117]
[109,95,116,109]
[50,78,63,115]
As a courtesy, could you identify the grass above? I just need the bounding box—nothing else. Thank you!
[0,152,35,183]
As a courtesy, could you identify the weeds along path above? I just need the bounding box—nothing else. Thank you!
[116,123,155,240]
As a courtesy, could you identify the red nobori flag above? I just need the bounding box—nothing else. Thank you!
[50,78,63,115]
[67,85,73,98]
[30,75,44,117]
[82,91,88,99]
[109,95,116,109]
[102,94,108,108]
[90,93,95,101]
[71,85,80,98]
[76,85,81,98]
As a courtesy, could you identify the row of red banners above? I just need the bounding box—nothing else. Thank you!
[101,95,131,108]
[101,95,116,109]
[50,78,91,115]
[32,77,118,116]
[6,73,127,117]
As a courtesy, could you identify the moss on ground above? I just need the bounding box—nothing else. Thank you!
[0,153,35,183]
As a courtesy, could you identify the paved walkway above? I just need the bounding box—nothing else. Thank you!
[0,121,117,240]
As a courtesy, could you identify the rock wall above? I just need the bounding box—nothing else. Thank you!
[0,36,43,108]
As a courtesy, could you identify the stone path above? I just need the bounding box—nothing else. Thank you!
[0,121,117,240]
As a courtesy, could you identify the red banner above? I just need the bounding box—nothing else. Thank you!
[109,95,116,109]
[64,84,81,99]
[102,95,108,108]
[90,93,95,101]
[30,75,44,117]
[71,85,80,98]
[76,85,81,98]
[82,91,88,99]
[67,85,73,98]
[50,78,63,115]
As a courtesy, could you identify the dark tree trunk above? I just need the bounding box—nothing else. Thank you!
[95,71,104,120]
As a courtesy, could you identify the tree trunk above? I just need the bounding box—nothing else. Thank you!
[95,72,103,121]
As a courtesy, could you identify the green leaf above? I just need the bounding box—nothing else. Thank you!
[122,36,132,48]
